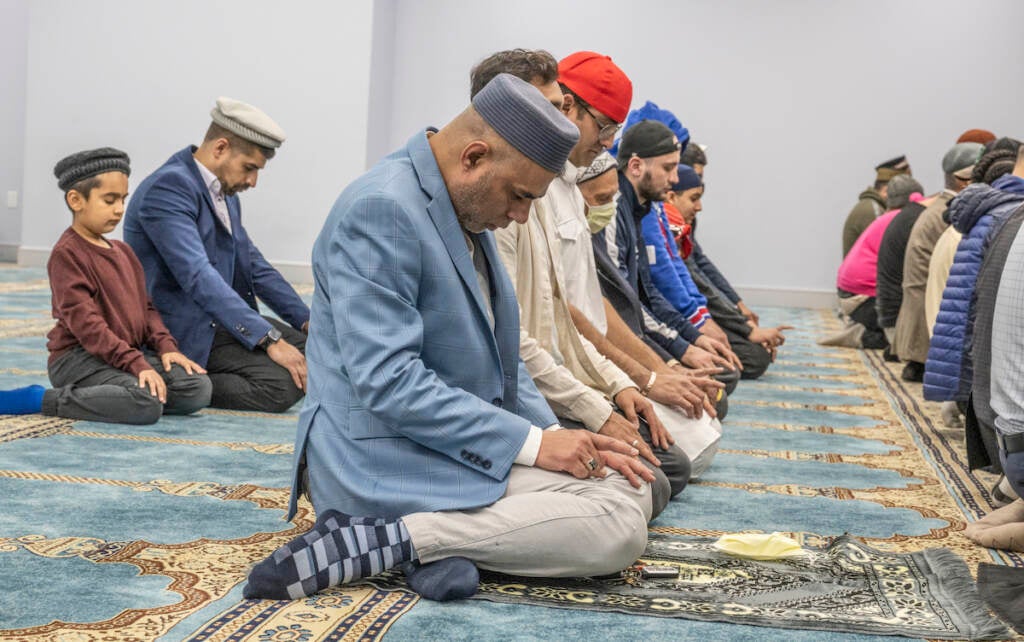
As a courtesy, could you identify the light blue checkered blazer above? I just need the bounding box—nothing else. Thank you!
[287,132,557,520]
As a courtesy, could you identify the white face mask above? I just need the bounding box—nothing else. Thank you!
[586,194,619,234]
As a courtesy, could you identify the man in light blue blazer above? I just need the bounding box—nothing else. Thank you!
[125,98,310,413]
[245,75,655,602]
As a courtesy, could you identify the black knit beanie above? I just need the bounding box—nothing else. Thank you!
[54,147,131,192]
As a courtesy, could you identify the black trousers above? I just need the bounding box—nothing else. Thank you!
[722,326,771,380]
[839,290,887,349]
[557,412,692,520]
[206,316,307,413]
[965,394,1001,473]
[43,345,212,425]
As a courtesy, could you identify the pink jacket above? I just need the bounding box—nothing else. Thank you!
[837,209,900,296]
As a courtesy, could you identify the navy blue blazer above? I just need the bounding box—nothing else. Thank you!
[287,131,557,520]
[124,147,309,366]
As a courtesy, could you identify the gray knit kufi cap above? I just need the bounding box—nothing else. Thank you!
[886,174,924,210]
[471,73,579,174]
[54,147,130,192]
[210,96,286,149]
[577,151,618,184]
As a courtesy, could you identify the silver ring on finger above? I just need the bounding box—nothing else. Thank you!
[586,457,598,471]
[631,439,639,447]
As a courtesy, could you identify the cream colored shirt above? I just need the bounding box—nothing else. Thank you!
[547,162,610,334]
[194,158,232,234]
[925,225,961,337]
[495,189,635,431]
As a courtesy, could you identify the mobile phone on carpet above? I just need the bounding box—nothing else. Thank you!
[640,565,679,579]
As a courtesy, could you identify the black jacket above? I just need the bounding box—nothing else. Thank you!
[875,201,926,328]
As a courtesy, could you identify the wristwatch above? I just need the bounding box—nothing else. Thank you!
[258,327,283,350]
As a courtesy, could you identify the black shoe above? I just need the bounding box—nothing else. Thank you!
[883,345,900,362]
[901,361,925,382]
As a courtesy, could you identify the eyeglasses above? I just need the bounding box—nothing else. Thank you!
[581,104,621,142]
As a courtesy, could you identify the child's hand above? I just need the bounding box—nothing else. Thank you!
[138,369,167,403]
[161,351,207,375]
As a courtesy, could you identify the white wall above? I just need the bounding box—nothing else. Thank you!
[382,0,1024,296]
[0,0,29,258]
[13,0,1024,298]
[19,0,375,273]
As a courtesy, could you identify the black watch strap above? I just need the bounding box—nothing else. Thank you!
[259,327,283,349]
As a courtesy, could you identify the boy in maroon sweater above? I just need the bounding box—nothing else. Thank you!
[0,148,211,424]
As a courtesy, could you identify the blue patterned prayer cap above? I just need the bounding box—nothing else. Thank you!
[471,73,579,174]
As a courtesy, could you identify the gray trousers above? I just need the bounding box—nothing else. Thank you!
[402,464,651,577]
[206,317,306,413]
[43,346,212,425]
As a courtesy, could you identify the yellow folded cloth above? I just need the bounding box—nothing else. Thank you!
[713,532,806,560]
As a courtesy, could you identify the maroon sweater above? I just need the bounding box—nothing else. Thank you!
[46,228,178,376]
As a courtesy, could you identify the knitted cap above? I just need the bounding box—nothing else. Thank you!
[472,73,579,174]
[990,136,1022,155]
[671,164,702,192]
[54,147,130,192]
[577,151,618,184]
[210,97,286,149]
[956,129,996,145]
[886,174,924,209]
[616,120,680,169]
[558,51,632,123]
[942,142,984,179]
[612,101,690,157]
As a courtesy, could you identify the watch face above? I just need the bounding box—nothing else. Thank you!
[268,328,283,342]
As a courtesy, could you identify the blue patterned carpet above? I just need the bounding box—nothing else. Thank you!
[0,264,1018,641]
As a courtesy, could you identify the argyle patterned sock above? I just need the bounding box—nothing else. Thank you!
[243,509,415,600]
[0,385,45,415]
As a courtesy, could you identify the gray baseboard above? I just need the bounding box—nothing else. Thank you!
[272,261,314,284]
[18,246,316,284]
[17,245,833,308]
[735,286,835,309]
[16,245,48,266]
[0,244,19,262]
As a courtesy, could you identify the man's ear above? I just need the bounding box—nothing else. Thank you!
[561,92,576,116]
[627,156,645,178]
[211,138,231,160]
[460,140,490,172]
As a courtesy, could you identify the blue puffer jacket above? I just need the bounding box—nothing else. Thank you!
[923,176,1024,401]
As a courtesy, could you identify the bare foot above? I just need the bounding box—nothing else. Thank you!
[965,499,1024,551]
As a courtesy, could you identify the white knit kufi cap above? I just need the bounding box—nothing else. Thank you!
[210,97,286,149]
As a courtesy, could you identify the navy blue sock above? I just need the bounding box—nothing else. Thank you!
[244,509,415,600]
[404,557,479,601]
[0,385,45,415]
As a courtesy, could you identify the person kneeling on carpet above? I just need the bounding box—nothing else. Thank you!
[822,175,924,350]
[965,200,1024,553]
[243,74,655,603]
[0,148,211,423]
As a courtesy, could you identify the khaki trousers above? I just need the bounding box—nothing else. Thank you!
[403,465,652,577]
